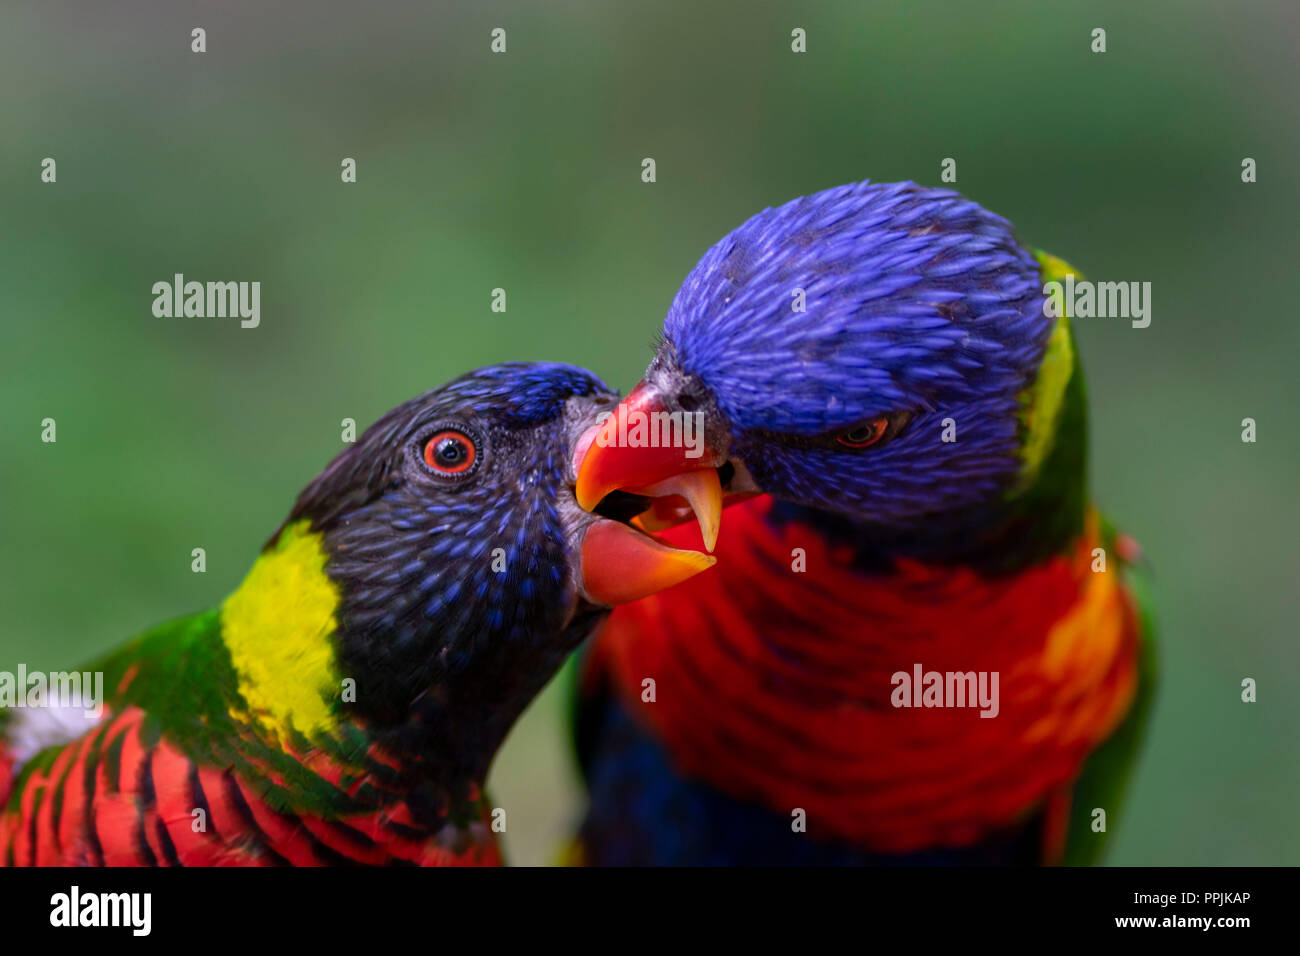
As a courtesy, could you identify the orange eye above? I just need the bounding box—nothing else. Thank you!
[836,418,889,449]
[423,430,477,475]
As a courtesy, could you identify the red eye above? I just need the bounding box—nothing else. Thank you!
[423,430,477,475]
[836,418,889,449]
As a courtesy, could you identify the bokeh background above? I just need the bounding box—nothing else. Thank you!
[2,1,1297,865]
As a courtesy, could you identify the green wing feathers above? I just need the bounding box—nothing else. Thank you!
[1062,520,1158,865]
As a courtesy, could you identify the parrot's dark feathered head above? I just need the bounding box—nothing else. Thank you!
[284,363,613,660]
[578,181,1084,567]
[266,362,712,767]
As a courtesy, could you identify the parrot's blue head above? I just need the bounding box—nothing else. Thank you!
[578,181,1084,567]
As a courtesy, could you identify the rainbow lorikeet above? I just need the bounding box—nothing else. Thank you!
[0,362,713,866]
[572,181,1156,865]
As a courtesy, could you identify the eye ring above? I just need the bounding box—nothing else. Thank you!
[423,430,477,476]
[836,417,890,449]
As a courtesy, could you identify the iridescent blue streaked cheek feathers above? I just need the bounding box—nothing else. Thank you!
[659,180,1052,524]
[270,362,621,728]
[282,361,716,737]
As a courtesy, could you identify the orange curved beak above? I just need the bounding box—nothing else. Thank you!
[575,383,726,551]
[573,381,731,604]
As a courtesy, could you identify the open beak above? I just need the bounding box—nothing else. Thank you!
[576,383,727,546]
[574,381,735,606]
[579,518,715,606]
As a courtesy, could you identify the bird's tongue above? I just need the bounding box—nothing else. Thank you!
[579,519,715,607]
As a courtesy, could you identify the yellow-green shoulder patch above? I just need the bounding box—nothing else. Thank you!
[1017,250,1081,484]
[221,520,342,743]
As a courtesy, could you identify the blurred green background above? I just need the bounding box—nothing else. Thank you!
[2,1,1297,864]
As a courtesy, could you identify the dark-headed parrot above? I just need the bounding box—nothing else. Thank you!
[572,181,1156,865]
[0,362,713,866]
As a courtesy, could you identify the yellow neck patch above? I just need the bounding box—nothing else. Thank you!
[221,520,342,743]
[1017,250,1079,484]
